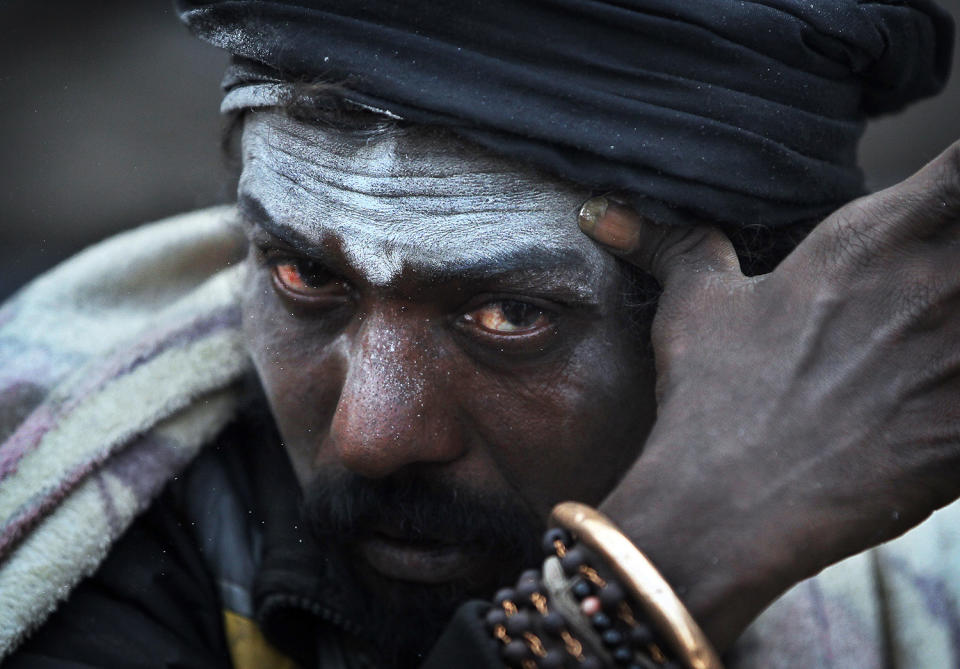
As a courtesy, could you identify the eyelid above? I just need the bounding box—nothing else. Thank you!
[465,300,551,334]
[249,230,331,278]
[252,228,351,305]
[249,227,298,258]
[464,280,606,316]
[454,296,560,352]
[270,262,354,309]
[456,293,560,320]
[246,222,319,261]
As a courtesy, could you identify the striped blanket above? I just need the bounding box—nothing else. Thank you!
[0,207,251,656]
[2,207,960,667]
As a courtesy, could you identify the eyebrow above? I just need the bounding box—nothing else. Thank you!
[239,193,320,256]
[238,192,599,295]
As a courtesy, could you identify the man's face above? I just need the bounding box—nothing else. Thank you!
[238,109,656,599]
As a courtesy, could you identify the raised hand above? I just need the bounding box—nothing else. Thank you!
[585,142,960,650]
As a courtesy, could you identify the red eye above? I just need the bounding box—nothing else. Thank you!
[271,259,349,301]
[463,300,551,334]
[275,262,309,290]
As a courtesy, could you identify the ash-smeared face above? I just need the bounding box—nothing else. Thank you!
[239,109,607,286]
[238,108,656,620]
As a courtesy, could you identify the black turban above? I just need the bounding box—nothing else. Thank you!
[176,0,954,227]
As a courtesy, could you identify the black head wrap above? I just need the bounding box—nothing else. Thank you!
[177,0,953,227]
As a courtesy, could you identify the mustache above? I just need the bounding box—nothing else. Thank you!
[301,468,543,558]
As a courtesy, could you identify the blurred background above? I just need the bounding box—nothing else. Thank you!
[1,0,959,301]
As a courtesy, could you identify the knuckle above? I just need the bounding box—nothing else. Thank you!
[650,227,712,276]
[636,226,672,274]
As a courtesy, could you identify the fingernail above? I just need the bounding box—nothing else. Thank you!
[579,197,642,251]
[578,196,609,234]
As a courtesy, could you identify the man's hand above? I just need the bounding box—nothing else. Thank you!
[585,141,960,651]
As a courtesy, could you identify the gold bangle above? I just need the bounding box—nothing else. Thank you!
[549,502,724,669]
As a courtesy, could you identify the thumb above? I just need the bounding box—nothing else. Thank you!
[578,196,741,289]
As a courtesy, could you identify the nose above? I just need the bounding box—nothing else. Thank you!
[327,310,466,478]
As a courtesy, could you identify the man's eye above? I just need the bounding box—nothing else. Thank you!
[272,259,347,299]
[463,300,550,334]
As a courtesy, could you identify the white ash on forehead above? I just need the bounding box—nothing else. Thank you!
[240,110,607,289]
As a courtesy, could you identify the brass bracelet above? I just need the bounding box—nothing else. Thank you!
[549,502,724,669]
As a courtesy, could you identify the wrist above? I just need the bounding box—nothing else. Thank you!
[598,446,803,652]
[549,502,724,669]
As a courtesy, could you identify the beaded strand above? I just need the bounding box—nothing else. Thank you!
[488,527,686,668]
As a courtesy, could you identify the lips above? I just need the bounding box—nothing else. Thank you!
[356,533,479,584]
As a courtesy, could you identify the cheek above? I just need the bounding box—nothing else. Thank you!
[462,333,655,517]
[240,262,344,484]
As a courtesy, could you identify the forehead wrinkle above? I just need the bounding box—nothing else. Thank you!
[241,110,606,286]
[266,129,520,184]
[245,171,591,267]
[244,154,574,232]
[246,177,598,278]
[261,109,525,179]
[250,111,576,207]
[245,146,587,229]
[243,147,588,241]
[261,135,521,189]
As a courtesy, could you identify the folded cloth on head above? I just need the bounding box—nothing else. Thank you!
[177,0,953,227]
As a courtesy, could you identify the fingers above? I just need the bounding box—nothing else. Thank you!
[578,196,742,289]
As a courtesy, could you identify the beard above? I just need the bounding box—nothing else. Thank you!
[300,468,544,666]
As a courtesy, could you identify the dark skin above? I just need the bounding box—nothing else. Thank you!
[591,140,960,649]
[239,110,656,601]
[240,107,960,655]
